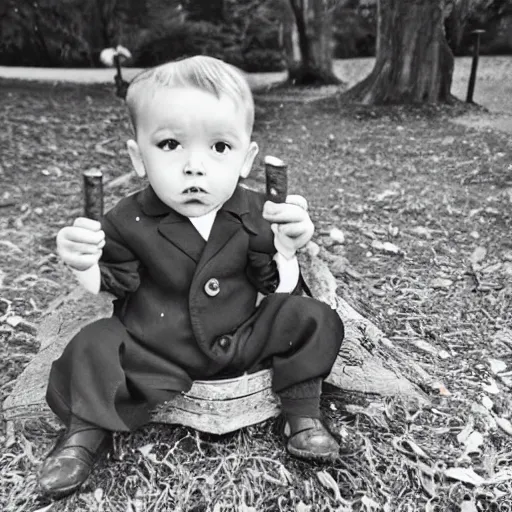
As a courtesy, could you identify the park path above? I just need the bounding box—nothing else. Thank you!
[1,56,511,130]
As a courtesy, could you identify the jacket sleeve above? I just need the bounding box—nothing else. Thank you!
[99,215,141,299]
[244,188,307,296]
[246,250,279,295]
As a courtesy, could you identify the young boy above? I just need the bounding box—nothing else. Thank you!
[38,56,345,498]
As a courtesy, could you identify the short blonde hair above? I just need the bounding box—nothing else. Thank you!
[126,56,255,135]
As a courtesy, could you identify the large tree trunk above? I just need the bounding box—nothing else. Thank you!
[286,0,341,86]
[444,0,472,54]
[345,0,455,104]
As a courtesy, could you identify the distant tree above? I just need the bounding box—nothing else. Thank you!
[0,0,151,66]
[285,0,341,85]
[445,0,473,53]
[183,0,225,22]
[345,0,455,104]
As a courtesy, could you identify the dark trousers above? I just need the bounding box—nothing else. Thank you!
[46,294,344,432]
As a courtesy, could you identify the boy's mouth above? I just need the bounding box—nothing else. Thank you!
[183,186,207,194]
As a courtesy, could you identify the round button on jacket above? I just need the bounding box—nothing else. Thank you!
[204,278,220,297]
[218,336,230,349]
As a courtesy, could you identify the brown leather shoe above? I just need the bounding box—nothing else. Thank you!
[38,426,111,498]
[284,416,340,462]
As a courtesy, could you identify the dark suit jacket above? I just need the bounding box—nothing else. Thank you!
[99,184,286,375]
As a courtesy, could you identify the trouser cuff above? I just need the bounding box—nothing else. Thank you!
[278,378,322,418]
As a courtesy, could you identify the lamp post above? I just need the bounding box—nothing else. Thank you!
[100,46,132,100]
[466,29,485,104]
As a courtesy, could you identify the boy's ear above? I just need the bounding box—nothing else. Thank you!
[126,139,146,178]
[239,141,259,179]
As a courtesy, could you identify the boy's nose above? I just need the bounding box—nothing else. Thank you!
[184,154,205,176]
[184,167,204,176]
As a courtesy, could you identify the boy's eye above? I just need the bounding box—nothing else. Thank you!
[213,142,231,154]
[157,139,180,151]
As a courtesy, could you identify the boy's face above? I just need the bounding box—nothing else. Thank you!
[127,86,258,217]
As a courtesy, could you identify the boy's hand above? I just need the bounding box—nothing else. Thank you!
[56,217,105,271]
[263,195,314,259]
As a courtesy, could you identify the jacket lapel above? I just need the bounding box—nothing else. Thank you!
[196,185,257,272]
[138,186,206,263]
[157,217,206,263]
[138,185,259,266]
[196,210,242,271]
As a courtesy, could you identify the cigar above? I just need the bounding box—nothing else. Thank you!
[83,169,104,221]
[264,156,288,203]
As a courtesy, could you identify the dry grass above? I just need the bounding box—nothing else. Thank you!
[1,69,512,511]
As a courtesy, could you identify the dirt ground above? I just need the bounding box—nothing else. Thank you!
[1,60,512,511]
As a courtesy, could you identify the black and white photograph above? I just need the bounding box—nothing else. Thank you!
[1,1,512,510]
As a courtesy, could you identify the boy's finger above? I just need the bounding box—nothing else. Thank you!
[66,227,105,245]
[264,203,307,223]
[65,252,102,271]
[285,195,308,211]
[65,241,104,255]
[73,217,103,231]
[275,222,308,238]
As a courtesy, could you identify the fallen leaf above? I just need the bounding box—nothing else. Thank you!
[34,505,54,512]
[371,240,404,255]
[410,226,432,239]
[374,189,398,202]
[481,262,502,274]
[329,228,345,244]
[404,439,429,459]
[329,256,349,277]
[388,225,399,237]
[430,278,453,289]
[137,443,154,457]
[482,378,500,394]
[457,418,475,444]
[460,496,478,512]
[495,417,512,436]
[470,246,487,265]
[359,495,381,511]
[463,431,484,455]
[305,241,320,257]
[94,488,104,503]
[278,464,294,485]
[481,396,494,410]
[316,470,342,502]
[471,403,491,416]
[5,315,23,327]
[489,358,507,375]
[486,469,512,484]
[409,337,439,356]
[492,329,512,348]
[296,502,312,512]
[432,382,451,396]
[444,467,485,486]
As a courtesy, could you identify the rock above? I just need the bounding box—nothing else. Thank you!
[496,417,512,436]
[430,278,453,289]
[329,228,345,245]
[481,395,494,410]
[489,358,507,375]
[492,329,512,348]
[482,378,500,395]
[469,246,487,266]
[371,240,404,255]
